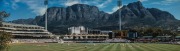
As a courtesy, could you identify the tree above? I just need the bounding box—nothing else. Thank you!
[152,28,163,38]
[0,11,10,26]
[170,31,178,41]
[134,27,145,36]
[0,31,12,51]
[0,11,10,21]
[135,27,163,38]
[0,11,11,51]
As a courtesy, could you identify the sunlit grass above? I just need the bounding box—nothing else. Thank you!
[9,43,180,51]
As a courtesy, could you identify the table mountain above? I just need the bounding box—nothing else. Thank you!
[12,1,179,34]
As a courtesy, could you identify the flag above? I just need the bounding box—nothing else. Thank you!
[44,0,48,5]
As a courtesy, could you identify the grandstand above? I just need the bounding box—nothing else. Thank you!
[105,38,130,43]
[0,22,57,43]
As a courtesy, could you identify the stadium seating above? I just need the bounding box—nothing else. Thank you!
[12,39,60,43]
[104,38,131,43]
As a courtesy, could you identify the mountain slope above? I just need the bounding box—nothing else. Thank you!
[12,1,179,34]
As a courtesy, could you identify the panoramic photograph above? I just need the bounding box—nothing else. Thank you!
[0,0,180,51]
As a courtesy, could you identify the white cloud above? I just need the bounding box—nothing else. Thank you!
[64,0,80,6]
[7,0,21,10]
[37,7,47,16]
[97,0,112,8]
[4,1,10,5]
[107,6,118,14]
[62,0,109,8]
[14,0,20,2]
[11,0,101,15]
[12,2,18,9]
[83,0,99,5]
[8,0,121,15]
[16,0,47,16]
[107,6,123,14]
[139,0,148,2]
[163,0,180,3]
[152,0,180,5]
[55,0,108,8]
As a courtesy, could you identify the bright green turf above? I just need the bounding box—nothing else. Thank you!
[9,43,180,51]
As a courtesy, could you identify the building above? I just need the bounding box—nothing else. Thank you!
[0,22,55,43]
[87,29,101,34]
[127,30,139,39]
[68,26,86,35]
[64,26,109,42]
[113,30,128,38]
[178,27,180,32]
[87,29,114,39]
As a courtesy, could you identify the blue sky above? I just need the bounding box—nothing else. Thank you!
[0,0,180,21]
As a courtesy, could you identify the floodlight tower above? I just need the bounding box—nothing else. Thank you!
[117,0,122,31]
[44,0,48,30]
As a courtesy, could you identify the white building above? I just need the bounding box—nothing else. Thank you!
[68,26,86,35]
[64,26,109,42]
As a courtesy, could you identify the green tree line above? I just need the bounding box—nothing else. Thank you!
[0,11,12,51]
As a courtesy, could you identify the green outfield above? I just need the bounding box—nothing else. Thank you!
[9,43,180,51]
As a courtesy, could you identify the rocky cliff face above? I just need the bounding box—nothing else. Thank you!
[107,1,177,29]
[12,1,179,34]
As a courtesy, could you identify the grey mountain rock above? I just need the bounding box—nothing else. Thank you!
[12,1,179,34]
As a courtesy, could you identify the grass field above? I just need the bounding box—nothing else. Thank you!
[9,43,180,51]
